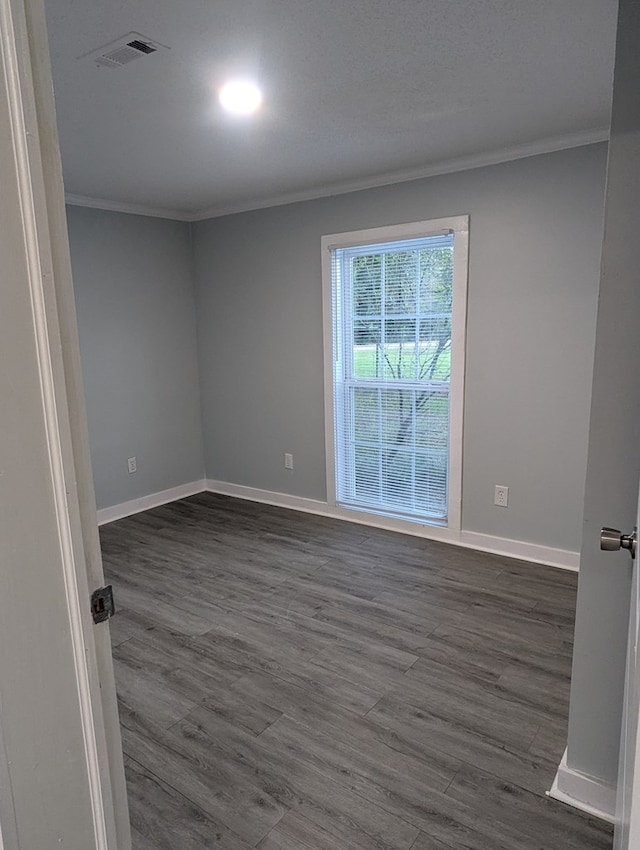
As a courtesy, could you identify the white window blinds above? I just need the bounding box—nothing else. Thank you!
[330,232,455,522]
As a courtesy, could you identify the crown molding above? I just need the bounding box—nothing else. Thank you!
[191,127,609,221]
[64,127,609,224]
[64,192,194,222]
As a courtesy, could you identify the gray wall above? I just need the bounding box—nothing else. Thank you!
[67,206,204,509]
[568,0,640,786]
[193,144,607,553]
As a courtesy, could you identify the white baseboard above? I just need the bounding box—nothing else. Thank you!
[95,477,579,570]
[548,748,616,823]
[96,479,206,525]
[458,529,578,572]
[205,479,579,571]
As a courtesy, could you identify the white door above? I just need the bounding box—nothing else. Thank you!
[0,0,129,847]
[614,494,640,849]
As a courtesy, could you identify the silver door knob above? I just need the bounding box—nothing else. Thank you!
[600,527,637,559]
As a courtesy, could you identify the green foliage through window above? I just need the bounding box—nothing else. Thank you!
[332,233,454,520]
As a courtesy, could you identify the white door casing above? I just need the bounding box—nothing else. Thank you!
[0,0,129,846]
[614,496,640,848]
[19,0,132,843]
[598,0,640,844]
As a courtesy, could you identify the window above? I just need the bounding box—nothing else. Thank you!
[323,217,468,528]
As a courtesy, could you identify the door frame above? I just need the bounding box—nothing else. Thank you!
[0,711,18,849]
[0,0,129,845]
[615,548,640,847]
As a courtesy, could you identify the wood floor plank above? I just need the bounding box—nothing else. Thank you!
[112,581,216,636]
[261,712,455,799]
[115,632,283,730]
[491,566,580,607]
[196,628,385,715]
[408,833,456,850]
[401,655,566,727]
[445,763,613,850]
[309,639,419,693]
[120,703,288,845]
[314,602,438,654]
[375,590,573,652]
[190,603,337,662]
[528,717,570,763]
[369,664,544,753]
[413,630,509,683]
[180,704,421,850]
[497,662,571,717]
[435,558,504,583]
[427,621,573,679]
[204,594,429,668]
[100,493,612,850]
[126,757,255,850]
[130,825,162,850]
[325,559,539,615]
[530,596,579,626]
[258,808,372,850]
[132,625,249,688]
[228,670,461,788]
[204,706,551,850]
[402,649,561,721]
[270,579,446,637]
[113,652,197,729]
[366,693,558,796]
[109,607,154,648]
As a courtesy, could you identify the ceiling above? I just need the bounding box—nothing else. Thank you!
[44,0,618,220]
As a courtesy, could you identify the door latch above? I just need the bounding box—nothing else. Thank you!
[600,527,637,559]
[90,585,116,623]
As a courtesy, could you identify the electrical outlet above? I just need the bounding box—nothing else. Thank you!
[284,453,293,470]
[127,456,137,474]
[494,484,508,507]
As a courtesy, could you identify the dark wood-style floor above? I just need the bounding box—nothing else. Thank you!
[100,492,613,850]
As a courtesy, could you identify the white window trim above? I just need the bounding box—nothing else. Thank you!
[321,216,469,532]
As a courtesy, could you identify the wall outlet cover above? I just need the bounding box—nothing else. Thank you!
[494,484,509,507]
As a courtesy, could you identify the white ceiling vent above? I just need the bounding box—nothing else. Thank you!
[79,32,169,69]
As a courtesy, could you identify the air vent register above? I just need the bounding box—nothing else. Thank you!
[79,32,169,68]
